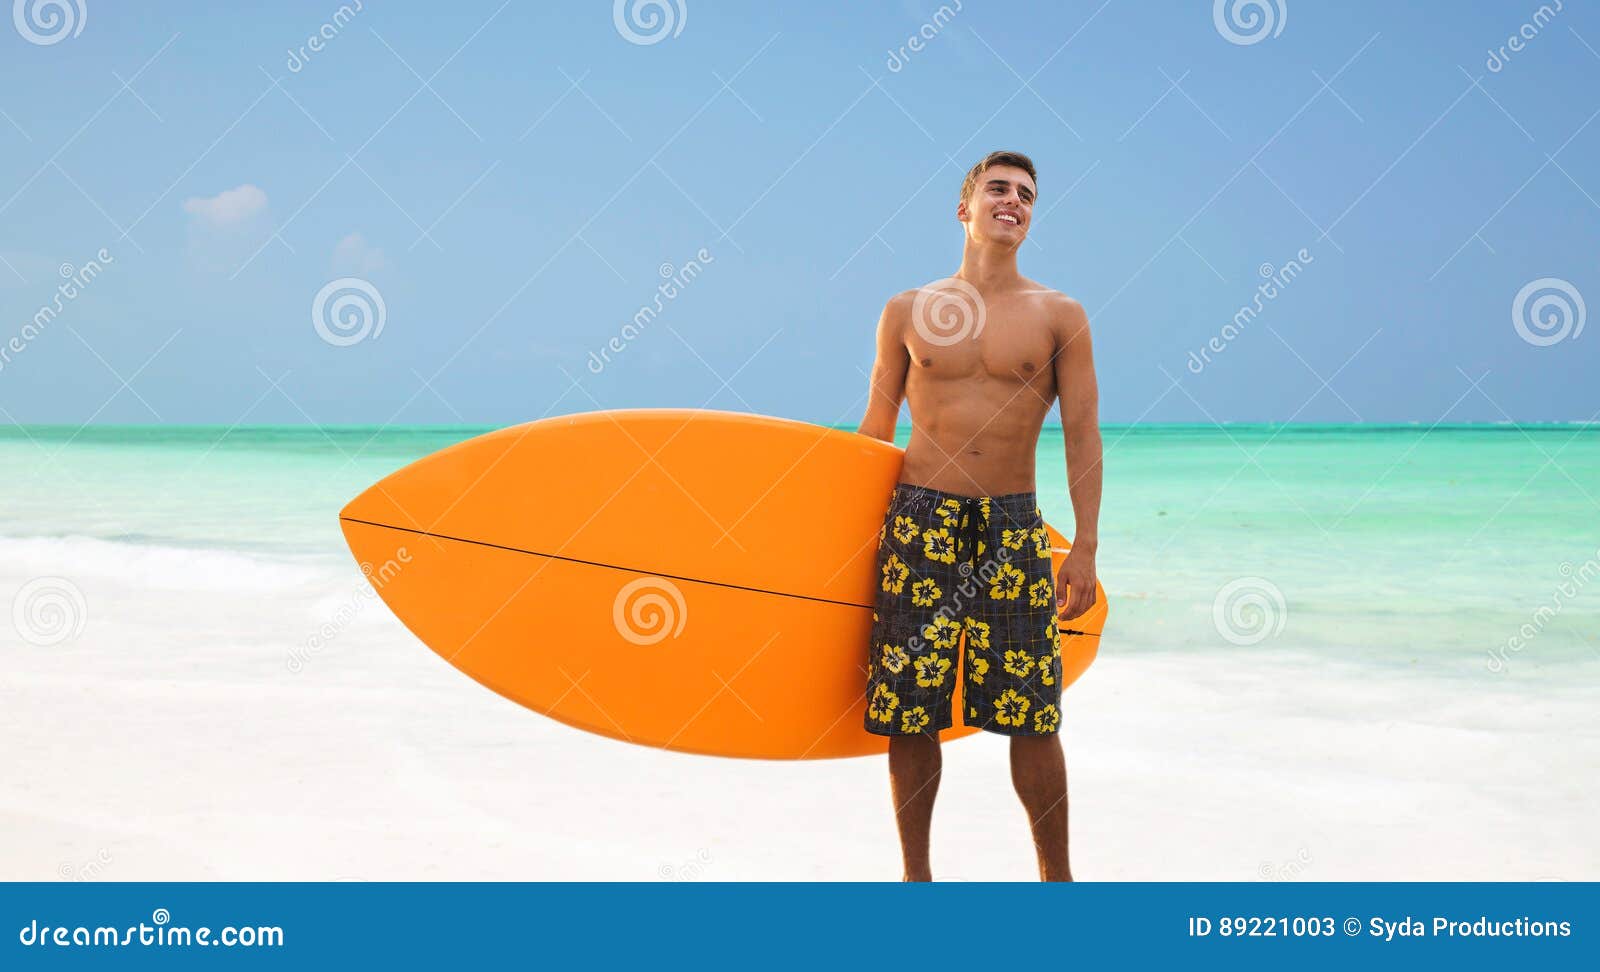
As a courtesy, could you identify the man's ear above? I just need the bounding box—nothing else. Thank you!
[956,202,969,222]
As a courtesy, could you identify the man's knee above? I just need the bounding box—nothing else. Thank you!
[889,730,942,748]
[1009,733,1061,751]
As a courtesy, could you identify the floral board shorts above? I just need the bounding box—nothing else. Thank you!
[863,483,1063,738]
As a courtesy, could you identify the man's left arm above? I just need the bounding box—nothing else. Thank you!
[1052,297,1102,621]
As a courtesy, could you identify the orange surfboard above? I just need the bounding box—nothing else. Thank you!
[339,409,1108,759]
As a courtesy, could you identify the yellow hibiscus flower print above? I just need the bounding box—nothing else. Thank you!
[1039,652,1056,686]
[1033,704,1060,733]
[910,578,942,607]
[1001,528,1028,550]
[978,496,991,520]
[1003,649,1035,678]
[881,552,909,594]
[914,652,951,688]
[901,705,931,733]
[922,614,961,651]
[1028,576,1053,608]
[963,617,991,650]
[892,515,920,545]
[1031,526,1050,559]
[994,689,1031,727]
[879,642,910,674]
[936,498,963,527]
[923,528,956,564]
[868,683,898,724]
[968,652,990,685]
[988,563,1026,600]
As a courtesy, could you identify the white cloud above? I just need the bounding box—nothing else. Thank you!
[181,184,268,228]
[331,232,386,275]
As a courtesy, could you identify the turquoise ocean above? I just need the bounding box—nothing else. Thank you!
[4,421,1599,881]
[3,422,1597,680]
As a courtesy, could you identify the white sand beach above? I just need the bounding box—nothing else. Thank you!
[5,539,1595,883]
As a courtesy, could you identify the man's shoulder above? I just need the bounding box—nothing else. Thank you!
[875,289,921,330]
[1023,283,1089,337]
[1019,278,1078,308]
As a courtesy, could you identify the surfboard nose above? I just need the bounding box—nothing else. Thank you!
[339,484,378,524]
[339,492,362,523]
[338,467,431,533]
[339,481,411,577]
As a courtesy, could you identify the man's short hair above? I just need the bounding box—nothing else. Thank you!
[959,150,1037,204]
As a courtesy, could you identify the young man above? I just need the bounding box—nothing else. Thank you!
[856,150,1102,882]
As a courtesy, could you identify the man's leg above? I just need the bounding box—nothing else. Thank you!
[888,732,942,881]
[1010,734,1071,881]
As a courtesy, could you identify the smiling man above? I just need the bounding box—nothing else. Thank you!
[856,150,1102,882]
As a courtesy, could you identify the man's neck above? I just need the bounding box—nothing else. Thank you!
[954,240,1022,292]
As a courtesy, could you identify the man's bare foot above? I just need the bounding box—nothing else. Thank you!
[902,869,932,882]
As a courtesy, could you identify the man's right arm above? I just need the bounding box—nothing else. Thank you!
[857,296,909,443]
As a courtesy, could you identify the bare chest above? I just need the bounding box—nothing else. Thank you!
[907,315,1057,385]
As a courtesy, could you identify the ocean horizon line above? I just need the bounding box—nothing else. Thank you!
[2,420,1597,434]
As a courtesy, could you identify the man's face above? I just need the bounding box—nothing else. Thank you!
[959,164,1036,244]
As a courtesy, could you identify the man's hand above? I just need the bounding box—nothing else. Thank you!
[1055,544,1097,622]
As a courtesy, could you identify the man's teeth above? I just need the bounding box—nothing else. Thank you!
[995,214,1018,224]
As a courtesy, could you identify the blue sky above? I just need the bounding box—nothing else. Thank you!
[0,0,1595,425]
